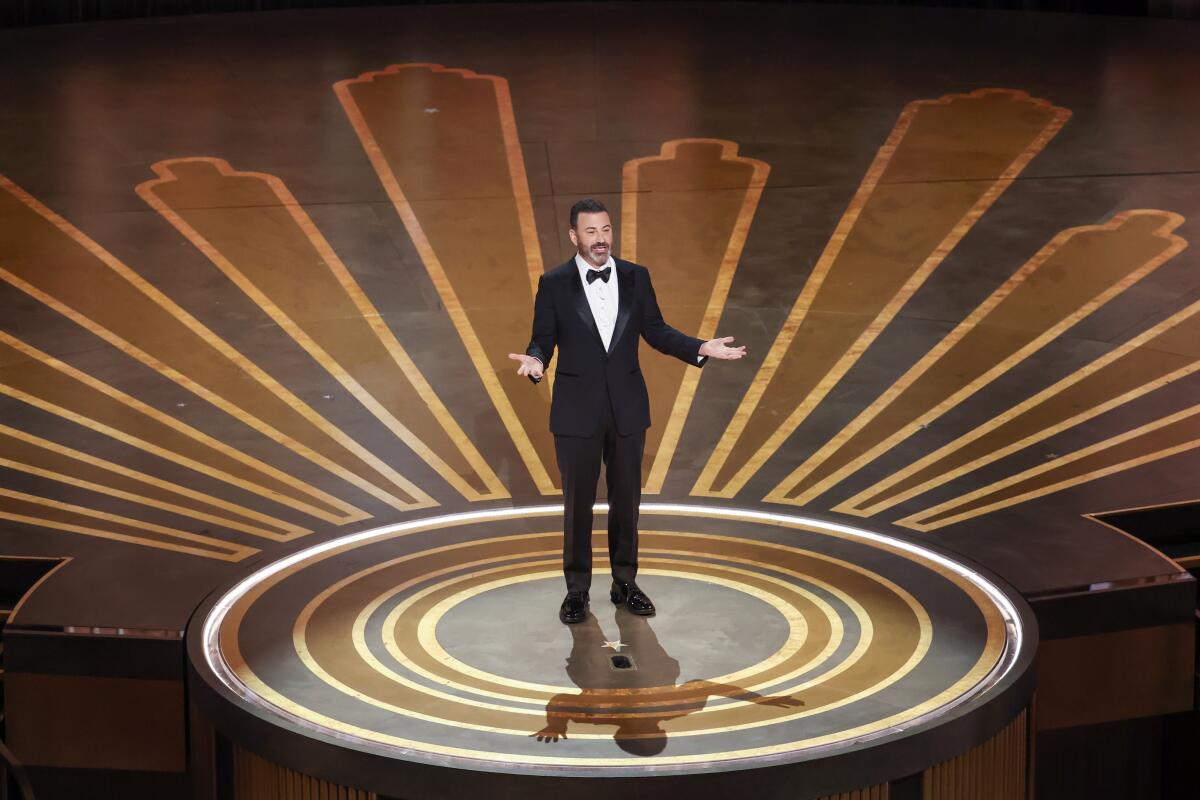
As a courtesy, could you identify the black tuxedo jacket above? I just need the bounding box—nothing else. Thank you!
[525,257,707,437]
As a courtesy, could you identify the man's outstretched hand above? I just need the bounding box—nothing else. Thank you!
[699,336,747,360]
[508,353,544,380]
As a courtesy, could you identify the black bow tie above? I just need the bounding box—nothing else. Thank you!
[586,266,612,284]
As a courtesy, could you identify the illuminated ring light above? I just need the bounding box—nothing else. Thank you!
[197,503,1028,772]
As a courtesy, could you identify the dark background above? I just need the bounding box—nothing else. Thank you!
[2,0,1199,30]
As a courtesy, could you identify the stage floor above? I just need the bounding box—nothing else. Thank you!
[0,3,1196,794]
[1,3,1196,635]
[199,505,1023,771]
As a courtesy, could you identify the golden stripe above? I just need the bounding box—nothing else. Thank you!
[290,530,845,713]
[285,528,935,723]
[290,544,926,738]
[693,89,1070,499]
[407,560,835,703]
[0,266,429,512]
[623,139,769,494]
[775,209,1185,506]
[0,421,303,540]
[334,63,556,493]
[220,521,1012,763]
[224,566,995,767]
[0,331,362,524]
[0,174,430,512]
[137,157,506,502]
[841,247,1198,517]
[0,487,255,561]
[296,556,844,729]
[368,555,850,709]
[901,404,1200,531]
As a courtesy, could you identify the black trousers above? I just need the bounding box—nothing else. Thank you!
[554,391,645,593]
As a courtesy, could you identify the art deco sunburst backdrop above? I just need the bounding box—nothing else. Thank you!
[0,63,1193,564]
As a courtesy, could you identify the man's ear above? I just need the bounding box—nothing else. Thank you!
[567,228,578,247]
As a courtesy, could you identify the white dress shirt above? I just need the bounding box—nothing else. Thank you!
[576,253,618,350]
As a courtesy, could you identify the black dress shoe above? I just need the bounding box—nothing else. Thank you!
[610,580,655,616]
[559,591,589,624]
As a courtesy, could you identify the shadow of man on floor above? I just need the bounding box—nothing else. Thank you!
[532,608,802,756]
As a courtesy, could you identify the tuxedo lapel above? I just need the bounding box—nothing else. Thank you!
[608,262,634,355]
[569,264,607,353]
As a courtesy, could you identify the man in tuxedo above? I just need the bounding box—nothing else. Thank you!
[508,199,746,624]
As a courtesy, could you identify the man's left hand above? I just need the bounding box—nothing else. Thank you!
[699,336,746,360]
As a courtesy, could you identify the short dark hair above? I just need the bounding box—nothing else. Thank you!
[569,198,609,229]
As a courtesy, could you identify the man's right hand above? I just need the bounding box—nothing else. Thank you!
[507,353,544,380]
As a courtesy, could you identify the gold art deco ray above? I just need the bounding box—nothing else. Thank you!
[842,232,1198,517]
[335,63,557,493]
[0,422,302,540]
[622,139,769,494]
[0,331,358,527]
[902,403,1200,531]
[0,487,256,561]
[0,174,432,513]
[138,158,507,503]
[773,210,1187,506]
[692,89,1071,499]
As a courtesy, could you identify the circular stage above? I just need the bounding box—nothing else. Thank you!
[5,0,1199,797]
[188,505,1035,797]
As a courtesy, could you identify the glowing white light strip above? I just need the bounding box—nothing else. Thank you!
[200,503,1027,764]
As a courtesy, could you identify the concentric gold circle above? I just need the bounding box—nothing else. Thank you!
[405,562,819,697]
[203,505,1018,768]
